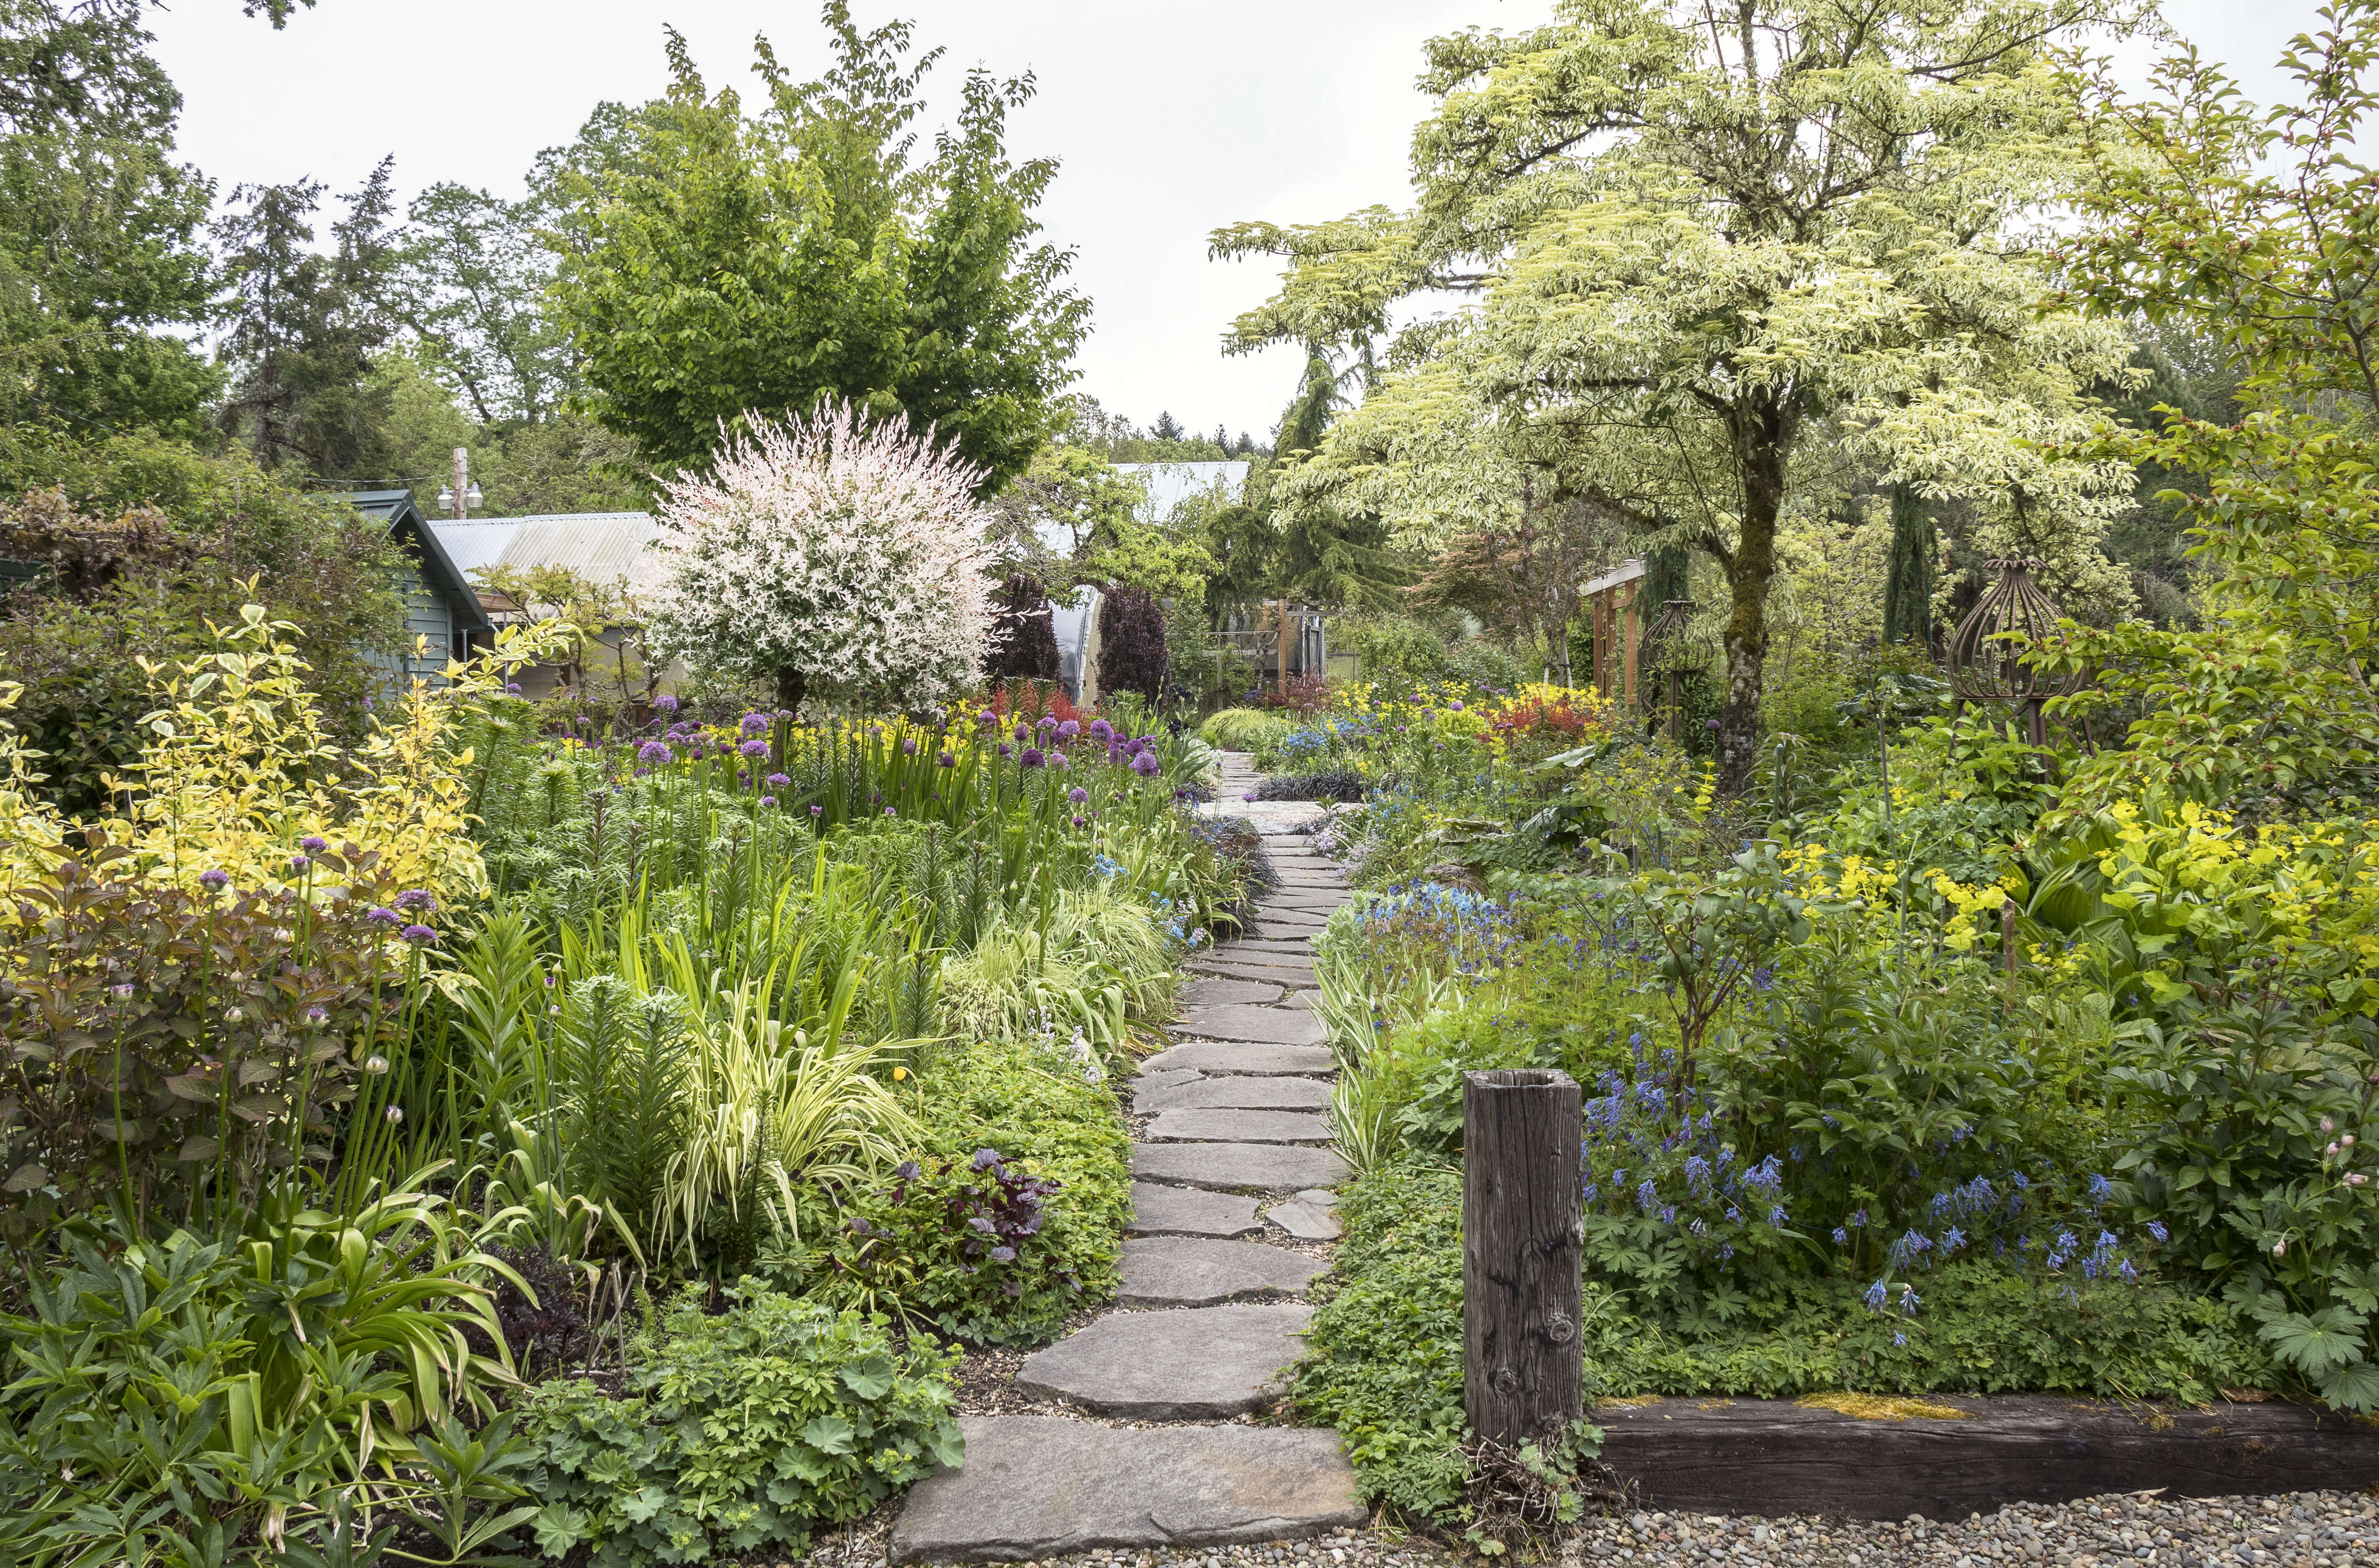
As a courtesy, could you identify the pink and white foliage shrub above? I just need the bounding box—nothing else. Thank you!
[649,403,998,710]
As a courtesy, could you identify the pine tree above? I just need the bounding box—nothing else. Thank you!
[1882,483,1937,652]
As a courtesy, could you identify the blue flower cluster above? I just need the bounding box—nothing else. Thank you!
[1352,880,1523,978]
[1828,1164,2157,1324]
[1578,1044,1792,1267]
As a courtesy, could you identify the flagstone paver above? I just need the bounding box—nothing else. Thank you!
[1135,1074,1333,1112]
[1118,1235,1330,1305]
[889,1418,1365,1563]
[1138,1041,1335,1075]
[1131,1140,1351,1192]
[1124,1182,1263,1238]
[1171,1004,1327,1046]
[1013,1304,1314,1418]
[1141,1107,1335,1144]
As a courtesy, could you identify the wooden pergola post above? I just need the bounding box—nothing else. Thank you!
[1464,1068,1584,1446]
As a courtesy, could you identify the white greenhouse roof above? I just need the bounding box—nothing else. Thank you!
[1113,461,1249,523]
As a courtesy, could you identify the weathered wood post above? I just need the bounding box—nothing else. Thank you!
[1464,1068,1584,1446]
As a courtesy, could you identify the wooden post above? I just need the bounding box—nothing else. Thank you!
[1464,1068,1584,1447]
[1591,591,1609,695]
[1620,580,1640,706]
[1278,600,1291,693]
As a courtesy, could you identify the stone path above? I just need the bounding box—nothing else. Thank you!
[893,751,1364,1563]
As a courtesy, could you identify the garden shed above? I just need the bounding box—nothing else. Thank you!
[346,488,492,683]
[429,509,673,699]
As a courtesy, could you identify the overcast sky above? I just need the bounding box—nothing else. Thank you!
[149,0,2326,442]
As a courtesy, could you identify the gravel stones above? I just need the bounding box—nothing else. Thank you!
[1132,1141,1351,1193]
[1135,1075,1333,1113]
[1118,1236,1329,1305]
[1172,1006,1327,1046]
[1012,1305,1315,1418]
[1138,1042,1336,1077]
[888,1416,1365,1562]
[1126,1182,1262,1238]
[1265,1191,1341,1241]
[1142,1108,1334,1145]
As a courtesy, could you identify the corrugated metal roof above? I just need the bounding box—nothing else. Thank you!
[428,512,672,596]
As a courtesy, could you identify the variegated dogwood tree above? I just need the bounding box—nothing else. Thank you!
[1215,0,2142,792]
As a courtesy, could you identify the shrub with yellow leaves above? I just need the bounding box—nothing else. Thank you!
[0,603,570,905]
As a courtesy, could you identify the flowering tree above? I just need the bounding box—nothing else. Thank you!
[649,403,998,713]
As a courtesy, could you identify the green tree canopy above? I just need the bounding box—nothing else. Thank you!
[1216,0,2138,791]
[0,0,218,439]
[545,5,1089,489]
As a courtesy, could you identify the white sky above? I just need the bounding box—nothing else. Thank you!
[148,0,2325,442]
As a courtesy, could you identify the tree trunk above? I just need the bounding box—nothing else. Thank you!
[776,665,807,715]
[1717,401,1789,796]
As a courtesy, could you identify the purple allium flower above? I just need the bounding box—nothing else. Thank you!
[199,869,229,890]
[811,804,824,817]
[1131,751,1161,777]
[1243,791,1256,802]
[1058,719,1081,739]
[760,795,778,808]
[998,742,1014,758]
[1021,747,1046,768]
[576,715,592,729]
[1450,700,1464,712]
[299,835,328,854]
[775,708,794,720]
[1704,718,1721,731]
[901,736,919,755]
[740,738,768,757]
[1088,718,1114,742]
[938,752,955,767]
[1049,752,1070,770]
[1068,787,1088,803]
[737,770,750,785]
[401,924,437,945]
[505,682,522,694]
[306,1005,328,1023]
[656,694,679,712]
[365,906,399,925]
[1071,814,1085,827]
[884,806,896,817]
[767,772,791,787]
[1038,715,1058,731]
[394,889,436,912]
[639,741,674,764]
[741,711,768,734]
[288,855,310,872]
[1015,724,1032,747]
[977,709,996,726]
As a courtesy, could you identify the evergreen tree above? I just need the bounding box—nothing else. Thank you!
[1882,483,1937,652]
[211,158,403,474]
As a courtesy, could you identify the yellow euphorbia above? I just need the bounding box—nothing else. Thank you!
[0,604,568,903]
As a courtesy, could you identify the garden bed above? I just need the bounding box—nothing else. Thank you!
[1595,1393,2379,1520]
